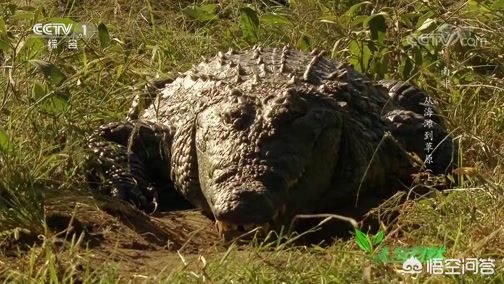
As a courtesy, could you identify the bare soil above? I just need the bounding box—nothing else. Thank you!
[0,189,394,281]
[0,193,221,280]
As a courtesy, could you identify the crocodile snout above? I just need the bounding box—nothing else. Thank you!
[211,181,287,239]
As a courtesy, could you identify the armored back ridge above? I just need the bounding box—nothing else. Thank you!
[86,45,458,239]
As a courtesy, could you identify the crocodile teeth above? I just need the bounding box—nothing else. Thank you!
[215,221,221,234]
[215,220,225,235]
[216,220,238,235]
[216,218,279,235]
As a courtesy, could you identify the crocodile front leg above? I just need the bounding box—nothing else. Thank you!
[376,80,444,126]
[86,121,173,213]
[377,80,458,180]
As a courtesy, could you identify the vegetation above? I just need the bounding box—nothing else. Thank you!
[0,0,503,282]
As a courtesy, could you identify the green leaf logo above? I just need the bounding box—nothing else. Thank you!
[373,230,384,246]
[355,229,372,253]
[355,229,384,253]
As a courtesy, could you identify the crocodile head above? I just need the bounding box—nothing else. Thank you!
[194,86,342,238]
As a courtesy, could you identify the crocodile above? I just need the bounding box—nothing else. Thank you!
[86,45,457,239]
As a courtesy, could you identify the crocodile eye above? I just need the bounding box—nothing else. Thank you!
[219,104,256,130]
[220,110,249,130]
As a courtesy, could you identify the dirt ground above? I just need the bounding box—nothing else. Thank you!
[0,190,389,282]
[0,189,378,282]
[0,193,220,280]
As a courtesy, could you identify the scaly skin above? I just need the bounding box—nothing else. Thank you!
[86,46,458,238]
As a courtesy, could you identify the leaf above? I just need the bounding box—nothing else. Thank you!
[350,15,368,27]
[355,229,372,253]
[4,4,17,18]
[97,23,110,48]
[340,2,372,26]
[348,40,361,72]
[399,13,417,29]
[491,0,504,9]
[32,81,47,98]
[10,13,35,21]
[319,15,338,24]
[28,60,67,86]
[374,49,389,78]
[373,230,385,245]
[417,17,437,31]
[348,40,371,73]
[361,44,371,71]
[200,4,218,14]
[0,19,6,35]
[41,93,70,115]
[468,0,491,12]
[261,13,293,26]
[0,128,12,153]
[181,5,218,22]
[419,198,435,207]
[344,1,372,17]
[240,7,259,44]
[16,5,37,11]
[33,6,45,23]
[0,36,13,52]
[412,46,423,66]
[297,35,312,51]
[19,37,45,59]
[401,57,414,79]
[363,13,387,44]
[32,82,70,115]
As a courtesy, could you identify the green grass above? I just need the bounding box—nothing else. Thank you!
[1,0,504,282]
